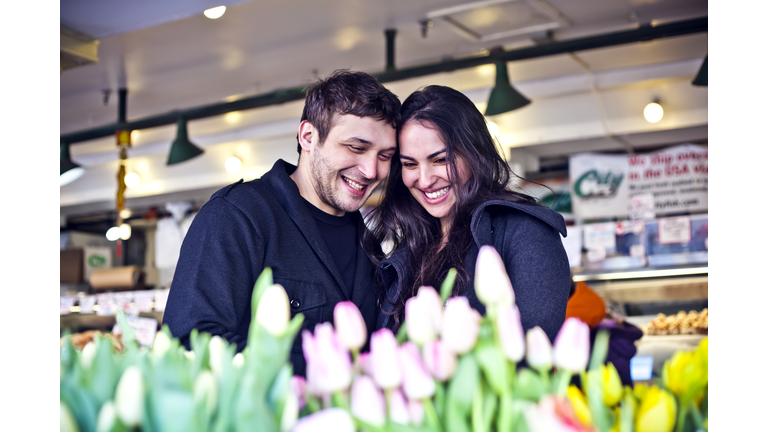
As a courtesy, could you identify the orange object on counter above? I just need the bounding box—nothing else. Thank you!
[565,281,606,328]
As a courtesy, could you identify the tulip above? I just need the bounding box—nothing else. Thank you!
[664,349,708,402]
[355,352,374,376]
[474,245,515,308]
[408,399,425,426]
[406,286,443,344]
[419,286,443,333]
[290,375,308,410]
[397,342,436,400]
[422,339,457,381]
[636,386,677,432]
[208,335,226,377]
[601,363,623,406]
[115,365,144,428]
[61,401,80,432]
[232,352,244,368]
[369,328,402,389]
[351,375,387,427]
[184,350,196,361]
[633,383,648,401]
[302,323,353,395]
[292,407,356,432]
[152,330,172,357]
[334,301,367,351]
[80,341,96,370]
[387,389,410,425]
[441,297,482,354]
[281,385,300,432]
[255,284,291,337]
[525,395,594,432]
[193,370,217,416]
[96,401,117,432]
[553,318,590,373]
[526,326,553,370]
[497,305,525,362]
[566,385,593,427]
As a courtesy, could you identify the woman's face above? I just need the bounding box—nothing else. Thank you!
[399,121,463,229]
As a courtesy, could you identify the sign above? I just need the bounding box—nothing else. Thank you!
[629,193,655,220]
[659,216,692,244]
[96,293,115,316]
[84,246,112,283]
[583,223,617,251]
[60,296,74,315]
[113,316,158,347]
[561,225,583,268]
[134,291,155,313]
[570,154,629,219]
[79,295,96,314]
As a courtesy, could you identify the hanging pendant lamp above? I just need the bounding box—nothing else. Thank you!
[692,55,707,86]
[484,61,531,116]
[60,140,84,186]
[167,117,204,165]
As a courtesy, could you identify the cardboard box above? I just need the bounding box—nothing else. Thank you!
[60,249,84,283]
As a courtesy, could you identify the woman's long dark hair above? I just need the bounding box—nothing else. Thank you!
[362,85,537,329]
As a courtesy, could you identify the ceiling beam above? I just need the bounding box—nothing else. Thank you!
[61,16,707,146]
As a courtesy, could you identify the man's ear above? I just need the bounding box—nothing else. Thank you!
[298,120,316,152]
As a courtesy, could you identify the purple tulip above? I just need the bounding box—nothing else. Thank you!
[350,375,386,427]
[397,342,436,400]
[497,305,526,362]
[369,328,402,389]
[422,339,458,381]
[474,245,515,308]
[441,297,482,354]
[302,323,352,395]
[525,326,553,370]
[387,388,410,425]
[334,301,367,352]
[292,408,355,432]
[553,317,591,373]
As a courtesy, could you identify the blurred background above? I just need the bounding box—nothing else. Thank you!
[60,0,708,376]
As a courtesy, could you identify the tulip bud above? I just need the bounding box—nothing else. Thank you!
[184,350,196,361]
[397,342,436,400]
[355,352,374,376]
[61,401,80,432]
[387,389,410,425]
[232,352,244,368]
[525,326,553,370]
[334,301,368,351]
[418,286,443,334]
[474,245,515,308]
[96,401,117,432]
[553,318,590,373]
[663,350,707,399]
[351,375,387,427]
[293,408,356,432]
[115,365,145,428]
[290,376,308,411]
[422,339,457,381]
[208,336,226,377]
[255,284,290,336]
[566,385,593,427]
[408,399,425,426]
[497,305,525,362]
[370,328,402,389]
[405,295,436,345]
[636,386,677,432]
[280,385,300,432]
[193,370,217,416]
[602,363,623,406]
[303,323,352,395]
[441,297,481,354]
[80,341,96,370]
[152,330,172,358]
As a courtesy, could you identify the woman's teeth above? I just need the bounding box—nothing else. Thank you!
[425,187,449,199]
[343,176,365,191]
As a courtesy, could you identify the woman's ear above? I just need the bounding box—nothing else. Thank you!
[298,120,316,152]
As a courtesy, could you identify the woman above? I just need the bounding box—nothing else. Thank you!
[362,85,571,342]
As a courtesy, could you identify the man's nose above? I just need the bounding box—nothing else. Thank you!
[358,154,378,181]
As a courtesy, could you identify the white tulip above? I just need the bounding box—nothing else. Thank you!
[96,401,117,432]
[193,370,217,416]
[280,386,299,432]
[208,336,226,377]
[255,284,291,337]
[152,331,172,357]
[232,352,244,368]
[474,246,515,308]
[61,401,80,432]
[80,341,96,370]
[115,366,144,428]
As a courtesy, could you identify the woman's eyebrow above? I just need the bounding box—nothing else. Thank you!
[399,149,446,161]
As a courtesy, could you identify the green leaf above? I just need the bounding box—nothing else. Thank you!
[515,369,545,402]
[61,380,99,432]
[434,381,446,419]
[440,268,457,303]
[115,310,138,350]
[267,364,293,422]
[619,390,635,432]
[154,389,196,432]
[396,321,408,344]
[474,342,509,397]
[88,333,120,406]
[481,381,497,432]
[588,330,610,372]
[234,370,276,432]
[585,370,611,432]
[447,353,480,415]
[497,394,513,432]
[471,383,483,432]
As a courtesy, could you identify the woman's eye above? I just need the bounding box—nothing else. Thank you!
[401,162,416,168]
[435,158,446,164]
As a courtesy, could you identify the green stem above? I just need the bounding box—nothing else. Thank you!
[306,394,321,414]
[674,398,688,432]
[537,367,551,393]
[396,323,408,344]
[422,397,442,432]
[332,391,349,410]
[352,417,390,432]
[555,370,573,395]
[689,400,705,431]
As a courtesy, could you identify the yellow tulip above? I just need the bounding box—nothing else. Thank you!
[634,383,649,401]
[636,386,676,432]
[567,385,593,427]
[697,338,708,370]
[610,406,621,432]
[663,350,707,400]
[602,363,623,406]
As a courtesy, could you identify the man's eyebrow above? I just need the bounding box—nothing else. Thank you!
[345,137,373,145]
[401,149,446,160]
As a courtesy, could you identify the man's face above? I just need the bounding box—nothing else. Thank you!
[306,114,397,214]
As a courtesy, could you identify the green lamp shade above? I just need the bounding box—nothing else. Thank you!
[692,56,707,87]
[167,118,204,165]
[485,62,531,116]
[60,141,85,186]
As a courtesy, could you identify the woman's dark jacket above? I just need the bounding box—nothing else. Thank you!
[377,200,572,342]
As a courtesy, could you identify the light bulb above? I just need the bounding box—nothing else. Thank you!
[204,6,226,19]
[643,102,664,123]
[226,157,242,173]
[125,172,140,188]
[224,111,242,124]
[60,167,85,187]
[120,223,131,240]
[106,226,121,241]
[487,120,499,138]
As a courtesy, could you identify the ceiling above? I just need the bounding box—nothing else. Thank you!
[60,0,708,220]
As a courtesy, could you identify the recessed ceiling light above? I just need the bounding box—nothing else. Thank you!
[125,172,141,188]
[226,157,242,173]
[204,6,226,19]
[643,102,664,123]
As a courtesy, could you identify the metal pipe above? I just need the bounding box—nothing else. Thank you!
[117,88,128,125]
[385,29,397,72]
[61,16,707,145]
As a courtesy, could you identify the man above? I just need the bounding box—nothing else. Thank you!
[163,70,400,376]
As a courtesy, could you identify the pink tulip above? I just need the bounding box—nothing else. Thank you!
[350,375,386,427]
[369,328,402,389]
[302,323,352,395]
[289,375,308,410]
[553,318,591,373]
[418,286,443,334]
[497,305,526,362]
[397,342,436,400]
[334,301,367,351]
[292,407,355,432]
[474,245,515,308]
[405,286,443,345]
[525,326,553,370]
[387,388,410,425]
[408,399,424,426]
[355,352,374,375]
[441,297,482,354]
[422,339,458,381]
[523,395,593,432]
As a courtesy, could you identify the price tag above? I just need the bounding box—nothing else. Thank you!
[79,295,96,314]
[659,216,692,244]
[630,356,654,381]
[134,291,155,313]
[583,223,616,251]
[96,293,114,316]
[60,296,74,315]
[629,193,655,220]
[587,247,606,263]
[154,289,170,312]
[113,292,134,314]
[113,316,158,347]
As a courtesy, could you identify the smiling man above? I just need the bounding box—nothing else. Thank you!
[163,70,400,376]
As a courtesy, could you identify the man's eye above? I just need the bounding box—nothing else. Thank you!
[349,146,365,153]
[379,154,393,161]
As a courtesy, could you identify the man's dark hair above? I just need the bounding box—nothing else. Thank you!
[296,69,401,154]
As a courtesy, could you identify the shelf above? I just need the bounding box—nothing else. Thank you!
[60,311,164,333]
[590,275,707,304]
[573,265,708,282]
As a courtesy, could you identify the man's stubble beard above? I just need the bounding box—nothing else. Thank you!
[310,144,359,213]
